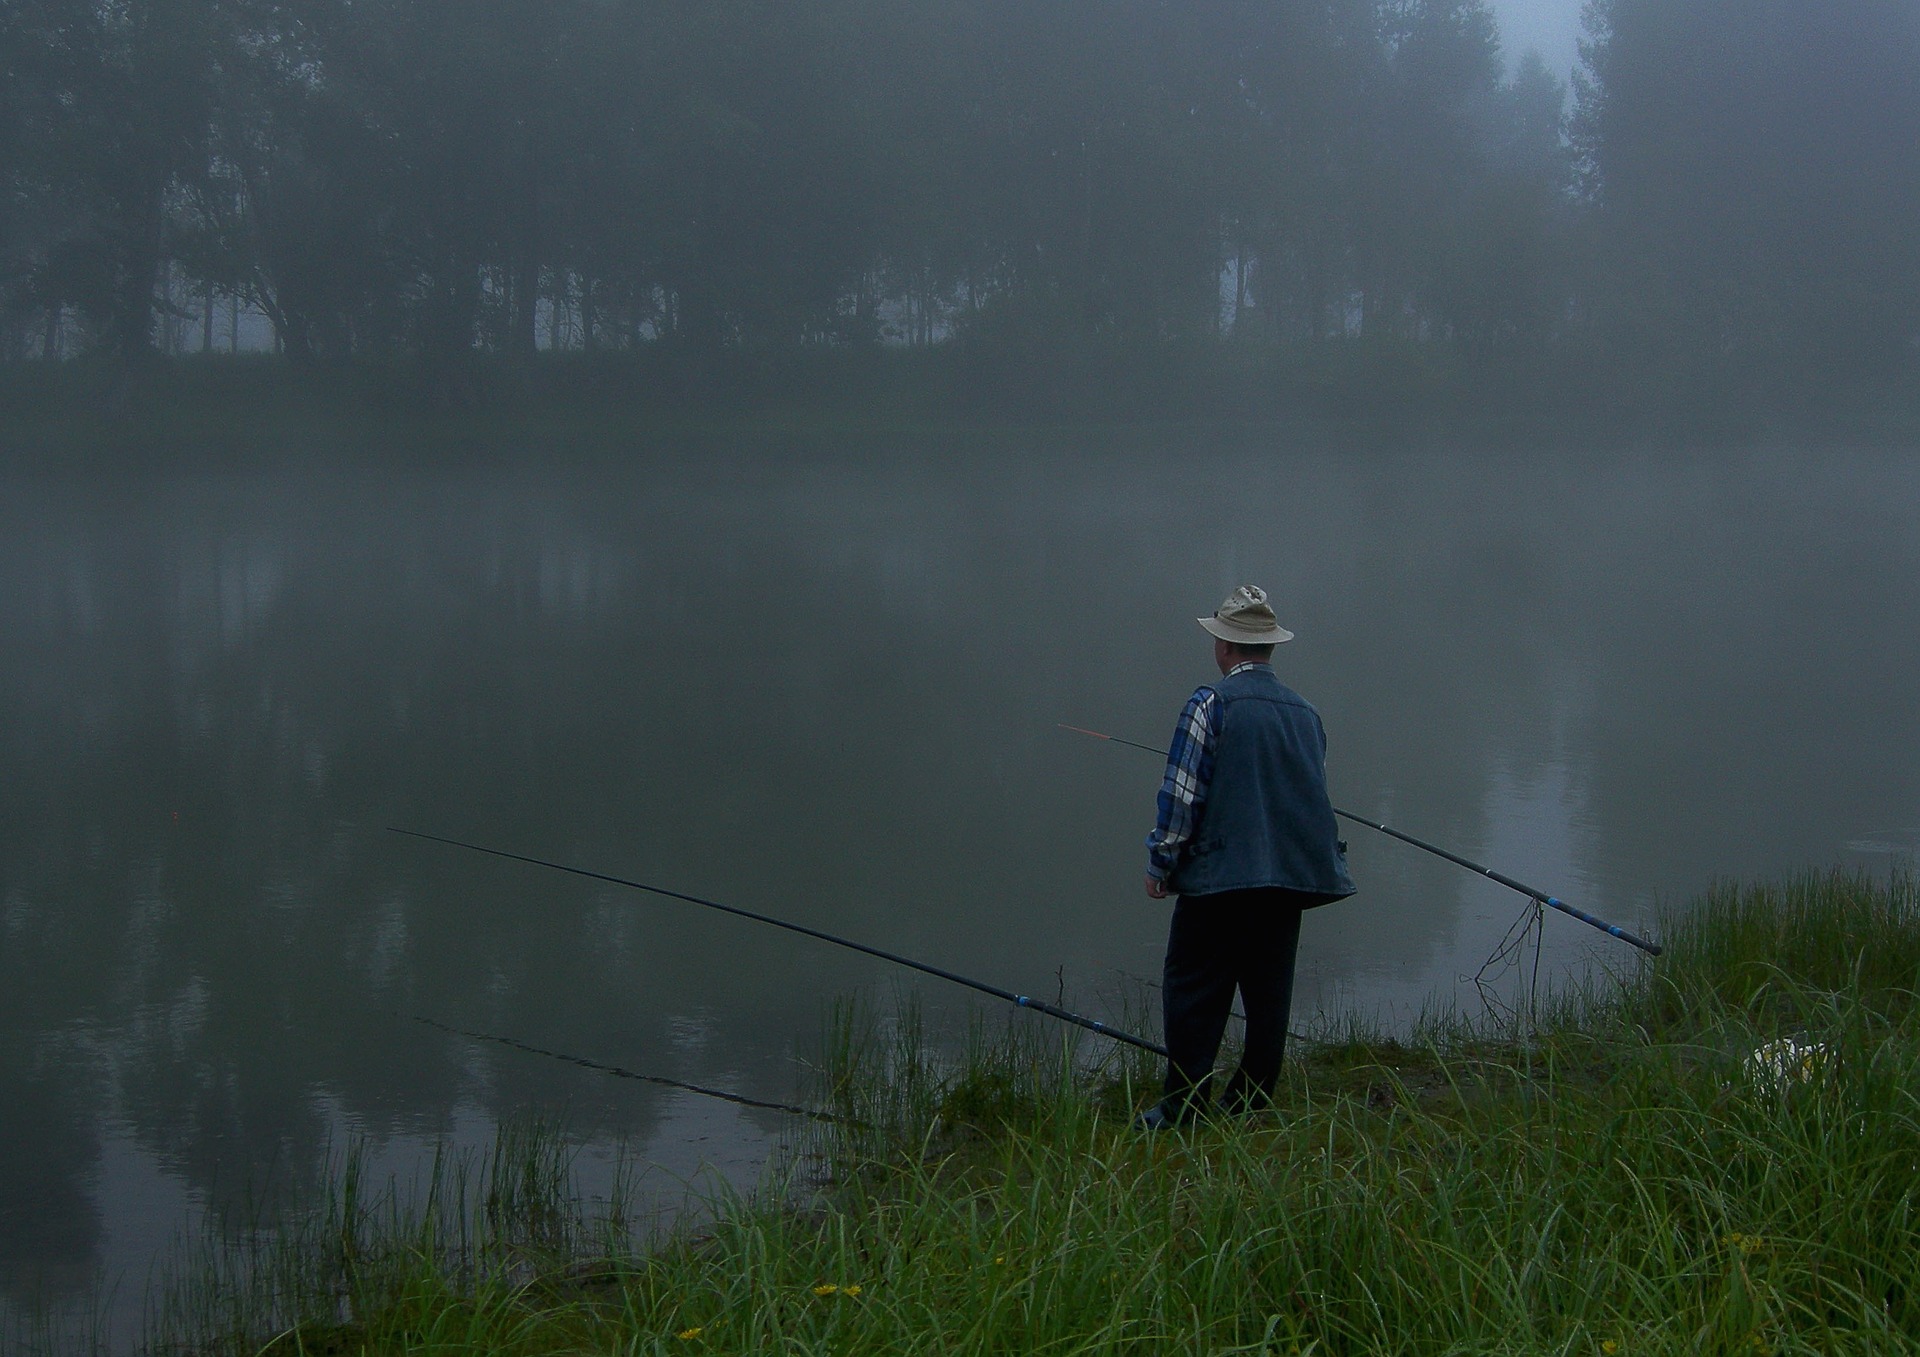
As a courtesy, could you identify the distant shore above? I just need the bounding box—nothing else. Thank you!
[4,348,1917,473]
[136,866,1920,1356]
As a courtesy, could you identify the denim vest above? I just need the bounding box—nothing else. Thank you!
[1167,666,1357,901]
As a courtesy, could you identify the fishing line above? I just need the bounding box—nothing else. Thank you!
[390,827,1171,1060]
[410,1014,855,1124]
[1059,723,1662,955]
[1472,897,1547,1030]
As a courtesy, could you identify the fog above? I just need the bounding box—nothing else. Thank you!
[2,0,1914,419]
[3,0,1918,1346]
[1487,0,1584,76]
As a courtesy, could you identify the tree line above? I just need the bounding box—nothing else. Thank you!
[1,0,1914,409]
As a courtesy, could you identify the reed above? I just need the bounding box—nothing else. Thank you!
[145,867,1920,1355]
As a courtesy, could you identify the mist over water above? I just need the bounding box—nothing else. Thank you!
[4,429,1918,1340]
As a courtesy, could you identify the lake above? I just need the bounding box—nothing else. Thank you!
[4,426,1916,1344]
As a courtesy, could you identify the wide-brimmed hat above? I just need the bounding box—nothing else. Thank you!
[1197,584,1294,645]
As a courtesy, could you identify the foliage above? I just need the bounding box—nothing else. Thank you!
[1574,0,1920,408]
[1633,867,1920,1037]
[5,0,1914,415]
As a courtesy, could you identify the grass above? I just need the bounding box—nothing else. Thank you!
[145,867,1920,1355]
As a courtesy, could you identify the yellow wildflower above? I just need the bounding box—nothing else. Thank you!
[1725,1233,1767,1256]
[992,1256,1005,1266]
[1601,1342,1619,1355]
[844,1285,863,1297]
[813,1284,839,1296]
[676,1327,703,1341]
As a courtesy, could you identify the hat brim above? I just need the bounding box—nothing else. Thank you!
[1198,615,1294,645]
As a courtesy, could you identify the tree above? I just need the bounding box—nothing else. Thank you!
[1232,0,1385,341]
[1348,0,1505,339]
[17,0,225,361]
[1438,49,1576,354]
[1576,0,1920,395]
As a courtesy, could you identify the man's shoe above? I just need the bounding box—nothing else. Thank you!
[1133,1104,1181,1132]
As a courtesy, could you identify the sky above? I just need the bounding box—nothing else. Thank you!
[1487,0,1587,82]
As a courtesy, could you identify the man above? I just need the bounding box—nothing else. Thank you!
[1140,585,1355,1128]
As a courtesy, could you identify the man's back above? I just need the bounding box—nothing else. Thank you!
[1169,665,1354,899]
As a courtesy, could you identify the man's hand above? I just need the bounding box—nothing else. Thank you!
[1145,874,1169,900]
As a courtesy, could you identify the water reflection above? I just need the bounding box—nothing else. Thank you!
[2,436,1917,1342]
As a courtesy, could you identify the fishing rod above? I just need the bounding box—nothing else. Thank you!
[390,827,1171,1059]
[1058,724,1663,956]
[410,1014,853,1124]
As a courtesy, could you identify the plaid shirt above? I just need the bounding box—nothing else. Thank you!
[1145,661,1270,881]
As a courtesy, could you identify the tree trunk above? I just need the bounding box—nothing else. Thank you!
[544,270,559,349]
[509,126,542,357]
[1233,248,1247,336]
[512,248,539,355]
[1079,136,1096,329]
[160,267,176,355]
[1305,233,1328,342]
[42,306,61,362]
[257,285,305,362]
[677,279,722,350]
[203,280,215,352]
[110,179,166,361]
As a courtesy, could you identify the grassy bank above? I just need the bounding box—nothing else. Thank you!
[150,868,1920,1355]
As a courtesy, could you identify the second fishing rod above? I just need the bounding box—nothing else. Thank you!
[1059,724,1662,956]
[391,827,1170,1059]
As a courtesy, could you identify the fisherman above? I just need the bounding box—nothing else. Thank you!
[1139,585,1356,1129]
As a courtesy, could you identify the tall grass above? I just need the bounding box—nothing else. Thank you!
[1637,867,1920,1033]
[147,868,1920,1354]
[146,1119,634,1355]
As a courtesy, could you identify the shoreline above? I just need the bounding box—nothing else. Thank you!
[123,866,1920,1356]
[4,352,1918,475]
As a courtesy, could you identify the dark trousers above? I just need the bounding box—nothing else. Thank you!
[1161,887,1307,1118]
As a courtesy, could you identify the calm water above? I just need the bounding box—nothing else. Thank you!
[4,429,1918,1341]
